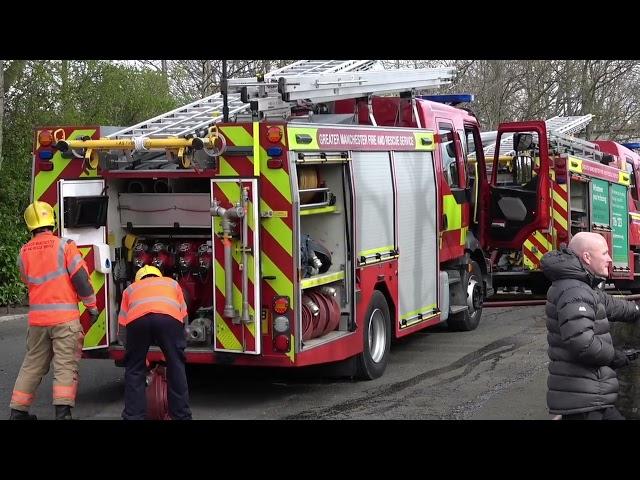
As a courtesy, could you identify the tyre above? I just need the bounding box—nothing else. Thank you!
[448,260,483,332]
[356,290,391,380]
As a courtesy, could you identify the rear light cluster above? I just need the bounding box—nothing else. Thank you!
[266,126,284,169]
[37,130,56,171]
[272,295,290,352]
[265,124,288,349]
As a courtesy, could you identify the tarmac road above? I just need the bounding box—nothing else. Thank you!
[0,305,551,420]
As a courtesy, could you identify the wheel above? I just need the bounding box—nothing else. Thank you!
[356,290,391,380]
[448,260,483,332]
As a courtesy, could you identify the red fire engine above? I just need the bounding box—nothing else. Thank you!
[32,61,501,416]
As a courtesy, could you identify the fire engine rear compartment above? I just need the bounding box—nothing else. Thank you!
[99,159,357,361]
[105,177,215,350]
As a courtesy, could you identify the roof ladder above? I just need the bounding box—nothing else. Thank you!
[106,60,381,140]
[228,67,456,119]
[547,130,604,162]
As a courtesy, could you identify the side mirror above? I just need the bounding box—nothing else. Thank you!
[513,133,533,151]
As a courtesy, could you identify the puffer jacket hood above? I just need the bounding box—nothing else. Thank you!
[541,247,602,288]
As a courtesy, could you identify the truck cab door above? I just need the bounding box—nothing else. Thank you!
[57,179,110,350]
[438,122,468,262]
[482,121,550,250]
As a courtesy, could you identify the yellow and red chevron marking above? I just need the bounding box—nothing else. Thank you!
[214,124,294,361]
[76,247,108,349]
[212,182,258,352]
[258,124,294,362]
[217,125,256,178]
[33,127,101,228]
[522,231,553,271]
[550,181,568,247]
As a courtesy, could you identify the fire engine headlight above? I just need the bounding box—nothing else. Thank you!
[273,315,289,333]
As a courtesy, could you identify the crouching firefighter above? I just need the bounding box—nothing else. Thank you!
[119,265,192,420]
[10,201,99,420]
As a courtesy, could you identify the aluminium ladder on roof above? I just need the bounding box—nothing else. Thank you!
[264,60,381,76]
[274,67,455,103]
[227,67,456,115]
[107,60,381,140]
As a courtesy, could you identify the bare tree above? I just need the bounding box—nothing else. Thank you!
[441,60,640,140]
[168,60,292,102]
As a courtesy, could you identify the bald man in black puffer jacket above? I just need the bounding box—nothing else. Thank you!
[541,232,640,420]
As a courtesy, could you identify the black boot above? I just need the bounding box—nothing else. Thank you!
[55,405,72,420]
[9,408,37,420]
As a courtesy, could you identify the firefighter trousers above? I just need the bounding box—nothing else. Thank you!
[10,319,84,411]
[122,313,192,420]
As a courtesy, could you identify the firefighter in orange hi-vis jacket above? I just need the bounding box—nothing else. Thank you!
[119,265,192,420]
[10,201,98,420]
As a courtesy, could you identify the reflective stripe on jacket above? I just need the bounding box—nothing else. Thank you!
[118,277,188,326]
[18,232,94,327]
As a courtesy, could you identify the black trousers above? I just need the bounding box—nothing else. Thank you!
[122,313,192,420]
[562,406,625,420]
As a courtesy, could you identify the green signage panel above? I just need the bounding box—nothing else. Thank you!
[610,183,629,267]
[591,179,610,226]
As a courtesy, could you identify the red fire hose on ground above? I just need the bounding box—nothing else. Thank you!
[146,364,171,420]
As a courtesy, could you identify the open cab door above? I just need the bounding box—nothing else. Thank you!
[481,121,550,249]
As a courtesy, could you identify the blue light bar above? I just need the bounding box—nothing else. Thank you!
[39,150,54,160]
[419,94,474,106]
[622,142,640,150]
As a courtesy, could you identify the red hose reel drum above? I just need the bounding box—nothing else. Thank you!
[146,364,171,420]
[307,291,328,338]
[301,303,314,341]
[322,294,341,335]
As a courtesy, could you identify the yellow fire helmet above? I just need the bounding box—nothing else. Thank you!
[135,265,163,282]
[24,201,56,232]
